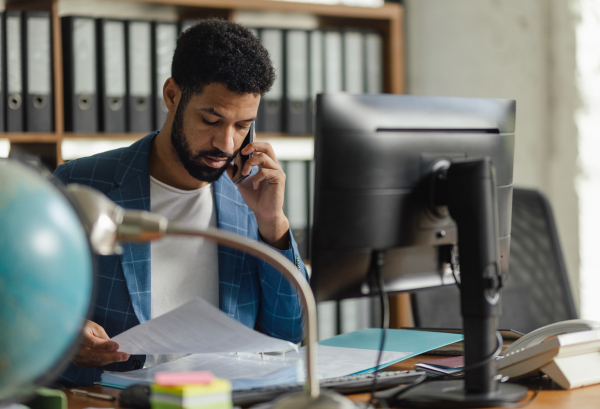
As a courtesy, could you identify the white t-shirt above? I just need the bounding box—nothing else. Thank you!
[145,176,218,367]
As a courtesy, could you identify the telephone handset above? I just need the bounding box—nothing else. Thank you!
[503,319,600,356]
[498,319,600,389]
[231,122,255,184]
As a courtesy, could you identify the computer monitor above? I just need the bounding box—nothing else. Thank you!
[310,94,527,406]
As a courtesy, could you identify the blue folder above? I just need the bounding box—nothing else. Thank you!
[319,328,463,373]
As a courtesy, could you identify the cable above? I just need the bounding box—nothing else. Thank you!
[369,250,389,405]
[450,330,503,376]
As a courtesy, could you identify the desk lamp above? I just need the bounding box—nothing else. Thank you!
[66,183,358,409]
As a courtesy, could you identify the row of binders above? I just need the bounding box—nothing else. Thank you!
[1,11,54,133]
[281,158,382,340]
[251,27,384,135]
[0,11,384,135]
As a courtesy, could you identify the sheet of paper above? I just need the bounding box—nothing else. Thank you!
[229,345,409,390]
[111,297,297,354]
[102,352,300,388]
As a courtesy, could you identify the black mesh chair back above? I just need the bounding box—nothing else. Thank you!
[411,187,578,334]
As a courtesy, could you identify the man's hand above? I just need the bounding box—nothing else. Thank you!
[227,141,290,249]
[72,320,130,368]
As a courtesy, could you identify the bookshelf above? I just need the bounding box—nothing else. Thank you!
[3,0,403,163]
[3,0,411,328]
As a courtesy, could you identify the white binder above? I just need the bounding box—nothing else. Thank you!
[24,12,53,132]
[5,11,23,132]
[127,20,153,133]
[153,22,178,130]
[284,30,309,134]
[323,30,343,93]
[258,28,284,133]
[308,30,323,134]
[365,31,383,94]
[343,30,364,93]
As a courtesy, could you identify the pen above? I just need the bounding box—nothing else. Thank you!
[72,389,116,401]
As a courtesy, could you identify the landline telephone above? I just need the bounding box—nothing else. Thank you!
[498,319,600,389]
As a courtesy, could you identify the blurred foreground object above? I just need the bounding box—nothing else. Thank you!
[0,160,93,402]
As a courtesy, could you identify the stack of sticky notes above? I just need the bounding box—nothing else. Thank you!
[150,371,232,409]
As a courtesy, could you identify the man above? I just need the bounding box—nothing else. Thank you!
[54,19,307,387]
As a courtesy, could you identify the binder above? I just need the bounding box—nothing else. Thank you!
[152,21,177,130]
[97,19,126,133]
[317,301,338,341]
[5,11,24,132]
[62,16,98,133]
[284,30,309,135]
[364,31,383,94]
[0,12,4,132]
[23,11,53,132]
[126,20,153,133]
[257,28,283,133]
[308,30,323,134]
[284,160,310,259]
[343,30,364,93]
[323,30,343,94]
[340,297,372,335]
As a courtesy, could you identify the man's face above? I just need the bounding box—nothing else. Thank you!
[170,82,260,183]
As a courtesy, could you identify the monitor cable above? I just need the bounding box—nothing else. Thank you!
[369,250,390,406]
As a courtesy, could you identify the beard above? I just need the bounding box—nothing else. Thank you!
[170,101,237,183]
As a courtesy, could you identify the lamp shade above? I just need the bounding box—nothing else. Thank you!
[0,160,93,401]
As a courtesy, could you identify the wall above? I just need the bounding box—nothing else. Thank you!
[404,0,581,307]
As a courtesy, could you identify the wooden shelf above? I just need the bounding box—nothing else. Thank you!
[3,0,403,167]
[131,0,401,20]
[4,133,61,143]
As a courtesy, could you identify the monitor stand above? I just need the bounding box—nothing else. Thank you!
[395,158,528,408]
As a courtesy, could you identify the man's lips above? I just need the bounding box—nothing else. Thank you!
[203,156,229,168]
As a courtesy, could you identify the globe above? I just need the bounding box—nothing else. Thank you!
[0,160,93,401]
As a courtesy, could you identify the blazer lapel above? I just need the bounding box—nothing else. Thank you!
[106,133,155,323]
[214,176,248,318]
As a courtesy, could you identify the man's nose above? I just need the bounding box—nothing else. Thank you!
[212,125,236,154]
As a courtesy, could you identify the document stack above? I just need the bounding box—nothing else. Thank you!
[150,372,232,409]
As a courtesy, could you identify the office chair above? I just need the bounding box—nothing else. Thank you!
[411,187,578,334]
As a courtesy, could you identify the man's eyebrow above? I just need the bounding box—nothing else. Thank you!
[200,108,225,118]
[200,107,256,123]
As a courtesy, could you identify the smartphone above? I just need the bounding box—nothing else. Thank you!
[231,122,255,184]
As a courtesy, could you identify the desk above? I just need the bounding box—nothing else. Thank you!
[63,355,600,409]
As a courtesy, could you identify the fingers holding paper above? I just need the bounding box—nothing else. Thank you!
[72,320,130,368]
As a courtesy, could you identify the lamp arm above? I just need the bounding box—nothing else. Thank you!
[149,223,320,398]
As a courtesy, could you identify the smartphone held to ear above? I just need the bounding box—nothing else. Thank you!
[232,122,255,184]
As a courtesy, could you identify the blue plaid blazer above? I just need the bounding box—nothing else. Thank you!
[54,131,307,387]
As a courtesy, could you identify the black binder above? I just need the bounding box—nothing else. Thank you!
[284,30,309,135]
[62,16,98,133]
[4,11,24,132]
[23,11,54,132]
[257,28,283,133]
[0,12,5,132]
[152,21,177,131]
[96,18,126,133]
[308,30,323,135]
[126,20,153,133]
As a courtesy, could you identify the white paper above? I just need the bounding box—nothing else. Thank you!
[230,345,410,391]
[292,345,410,380]
[111,297,297,354]
[103,352,300,385]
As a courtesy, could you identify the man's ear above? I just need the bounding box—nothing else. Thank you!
[163,78,181,113]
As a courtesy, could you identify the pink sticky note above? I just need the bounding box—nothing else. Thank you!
[155,371,215,386]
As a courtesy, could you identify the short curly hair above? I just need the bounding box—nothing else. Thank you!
[172,19,275,103]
